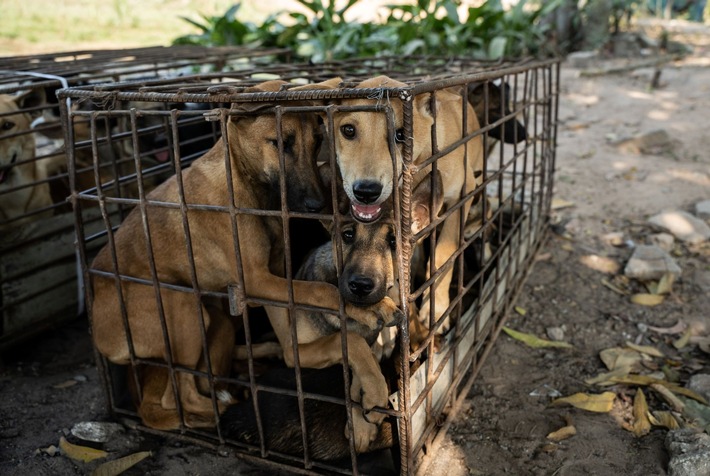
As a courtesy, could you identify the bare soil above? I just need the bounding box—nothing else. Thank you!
[1,21,709,476]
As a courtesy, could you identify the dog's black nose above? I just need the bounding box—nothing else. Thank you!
[348,275,375,297]
[303,197,325,213]
[352,180,382,205]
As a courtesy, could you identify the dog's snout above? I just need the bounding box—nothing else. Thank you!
[352,180,382,205]
[348,275,375,297]
[303,196,325,213]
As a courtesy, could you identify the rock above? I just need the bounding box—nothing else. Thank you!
[666,429,710,476]
[70,421,124,443]
[648,210,710,244]
[687,374,710,403]
[695,200,710,219]
[648,233,674,251]
[567,51,598,69]
[624,245,681,281]
[613,129,675,155]
[546,326,566,342]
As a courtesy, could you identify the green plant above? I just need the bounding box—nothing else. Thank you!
[173,3,262,47]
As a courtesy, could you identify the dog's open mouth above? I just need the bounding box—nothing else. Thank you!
[351,203,382,223]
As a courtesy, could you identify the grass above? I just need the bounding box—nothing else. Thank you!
[0,0,276,56]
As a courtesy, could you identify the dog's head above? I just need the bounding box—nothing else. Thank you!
[328,170,443,307]
[0,91,45,186]
[227,80,327,214]
[312,76,438,224]
[468,80,527,144]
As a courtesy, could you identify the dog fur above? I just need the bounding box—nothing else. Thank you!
[89,80,401,433]
[0,91,55,229]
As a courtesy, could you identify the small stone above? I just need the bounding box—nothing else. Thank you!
[71,421,124,443]
[695,200,710,219]
[624,245,681,281]
[602,231,625,247]
[546,326,565,341]
[73,375,88,382]
[648,233,674,251]
[613,129,675,155]
[687,374,710,403]
[648,210,710,244]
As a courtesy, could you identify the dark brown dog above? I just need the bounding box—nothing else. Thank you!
[90,80,401,431]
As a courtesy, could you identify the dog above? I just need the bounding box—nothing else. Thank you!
[89,79,402,433]
[232,166,440,452]
[0,90,57,230]
[312,76,486,335]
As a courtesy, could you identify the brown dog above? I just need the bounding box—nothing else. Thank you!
[314,76,485,335]
[0,91,55,229]
[234,170,439,451]
[90,80,401,431]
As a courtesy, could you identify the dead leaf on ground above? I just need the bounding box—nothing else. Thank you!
[632,389,652,437]
[514,306,527,316]
[672,328,692,350]
[648,320,687,335]
[650,384,686,413]
[625,342,664,358]
[547,425,577,442]
[552,392,616,413]
[613,375,708,405]
[600,347,645,371]
[59,437,108,463]
[580,255,620,274]
[90,451,151,476]
[630,293,665,307]
[502,327,573,349]
[551,198,575,210]
[585,367,632,386]
[655,272,676,295]
[649,411,680,430]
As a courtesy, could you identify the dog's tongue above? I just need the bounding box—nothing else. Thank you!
[155,150,171,163]
[351,203,382,223]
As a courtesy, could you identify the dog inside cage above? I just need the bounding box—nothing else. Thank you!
[58,59,558,475]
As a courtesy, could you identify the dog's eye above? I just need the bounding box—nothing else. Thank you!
[340,124,356,140]
[395,128,406,143]
[267,138,279,148]
[341,228,354,244]
[388,232,397,250]
[1,121,14,131]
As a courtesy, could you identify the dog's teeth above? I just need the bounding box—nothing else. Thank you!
[217,390,233,403]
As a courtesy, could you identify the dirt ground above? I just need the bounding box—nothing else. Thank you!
[1,21,709,476]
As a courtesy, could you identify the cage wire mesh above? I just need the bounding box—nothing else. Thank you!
[58,56,560,475]
[0,45,290,348]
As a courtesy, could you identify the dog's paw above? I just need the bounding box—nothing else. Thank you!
[348,409,379,453]
[369,296,403,328]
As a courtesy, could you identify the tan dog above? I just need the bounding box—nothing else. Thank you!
[0,91,55,229]
[90,80,401,431]
[315,76,485,334]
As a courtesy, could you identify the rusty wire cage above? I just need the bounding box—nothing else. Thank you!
[0,45,290,349]
[58,56,560,475]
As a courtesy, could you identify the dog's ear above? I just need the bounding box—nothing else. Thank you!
[468,81,527,144]
[12,88,48,116]
[290,77,343,126]
[229,80,289,114]
[411,170,444,235]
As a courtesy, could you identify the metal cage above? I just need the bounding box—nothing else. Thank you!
[0,45,289,349]
[58,56,560,475]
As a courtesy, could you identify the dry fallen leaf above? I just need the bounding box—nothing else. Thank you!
[600,347,645,371]
[648,320,687,335]
[59,437,108,463]
[672,328,692,350]
[551,198,575,210]
[585,367,631,386]
[650,384,686,413]
[91,451,151,476]
[502,327,573,349]
[655,272,676,295]
[552,392,616,413]
[580,255,620,274]
[632,389,651,437]
[612,375,708,405]
[648,411,680,430]
[514,306,527,316]
[547,425,577,442]
[601,278,630,296]
[625,342,664,358]
[630,293,664,307]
